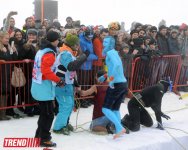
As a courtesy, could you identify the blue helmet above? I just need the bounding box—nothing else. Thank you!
[83,26,94,39]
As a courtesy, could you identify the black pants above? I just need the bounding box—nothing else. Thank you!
[122,98,153,131]
[35,101,54,142]
[103,82,128,110]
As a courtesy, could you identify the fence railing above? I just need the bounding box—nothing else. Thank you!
[0,55,188,110]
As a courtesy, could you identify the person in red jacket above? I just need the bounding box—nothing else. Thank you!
[31,31,65,147]
[93,28,109,70]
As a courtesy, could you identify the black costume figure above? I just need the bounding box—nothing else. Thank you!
[121,80,171,131]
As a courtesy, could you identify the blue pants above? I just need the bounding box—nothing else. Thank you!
[53,95,74,130]
[90,116,111,130]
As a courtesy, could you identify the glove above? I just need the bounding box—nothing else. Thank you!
[156,123,164,130]
[84,50,90,57]
[56,79,66,87]
[74,79,80,87]
[161,114,171,120]
[98,74,107,83]
[109,81,114,89]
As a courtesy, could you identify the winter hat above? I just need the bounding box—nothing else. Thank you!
[64,33,79,47]
[170,29,179,34]
[133,38,144,47]
[148,39,156,45]
[149,26,157,32]
[52,21,61,29]
[108,22,121,31]
[179,23,188,31]
[27,29,38,36]
[46,30,59,42]
[121,43,130,49]
[84,26,94,38]
[144,36,151,41]
[134,23,142,30]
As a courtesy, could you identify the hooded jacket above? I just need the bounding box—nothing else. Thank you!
[79,33,98,70]
[102,36,127,87]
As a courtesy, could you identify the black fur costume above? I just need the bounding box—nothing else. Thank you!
[121,80,171,131]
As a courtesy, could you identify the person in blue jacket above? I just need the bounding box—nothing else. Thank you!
[102,36,128,139]
[78,26,98,107]
[53,33,90,135]
[31,31,65,147]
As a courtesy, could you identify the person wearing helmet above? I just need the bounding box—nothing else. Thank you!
[78,26,98,108]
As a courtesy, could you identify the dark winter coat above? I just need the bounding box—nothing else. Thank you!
[168,36,180,55]
[157,34,169,55]
[0,45,18,94]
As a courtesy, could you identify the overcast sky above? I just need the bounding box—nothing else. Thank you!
[0,0,187,30]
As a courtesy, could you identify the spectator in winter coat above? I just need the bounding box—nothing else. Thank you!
[178,25,188,91]
[128,30,139,52]
[148,26,158,47]
[93,28,109,70]
[2,11,18,36]
[0,31,18,120]
[168,29,180,55]
[64,17,74,29]
[78,26,98,107]
[157,25,169,55]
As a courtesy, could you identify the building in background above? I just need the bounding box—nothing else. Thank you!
[33,0,58,24]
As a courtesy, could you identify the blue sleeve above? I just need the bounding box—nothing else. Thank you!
[87,53,98,61]
[107,53,120,76]
[106,52,121,87]
[60,52,73,69]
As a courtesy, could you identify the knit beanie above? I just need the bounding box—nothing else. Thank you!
[64,33,79,47]
[27,29,38,36]
[46,30,59,42]
[170,29,179,34]
[133,38,144,47]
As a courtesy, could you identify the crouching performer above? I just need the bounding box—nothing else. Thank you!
[53,33,90,135]
[121,79,172,132]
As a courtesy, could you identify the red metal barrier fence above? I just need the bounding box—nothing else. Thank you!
[0,60,35,110]
[0,55,188,110]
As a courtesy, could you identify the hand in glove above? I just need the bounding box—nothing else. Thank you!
[56,79,66,87]
[161,114,171,120]
[156,123,164,130]
[109,76,114,89]
[84,50,90,57]
[109,81,114,89]
[98,74,107,83]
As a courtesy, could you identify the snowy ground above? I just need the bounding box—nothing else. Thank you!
[1,92,188,150]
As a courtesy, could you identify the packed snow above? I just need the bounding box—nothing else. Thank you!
[0,92,188,150]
